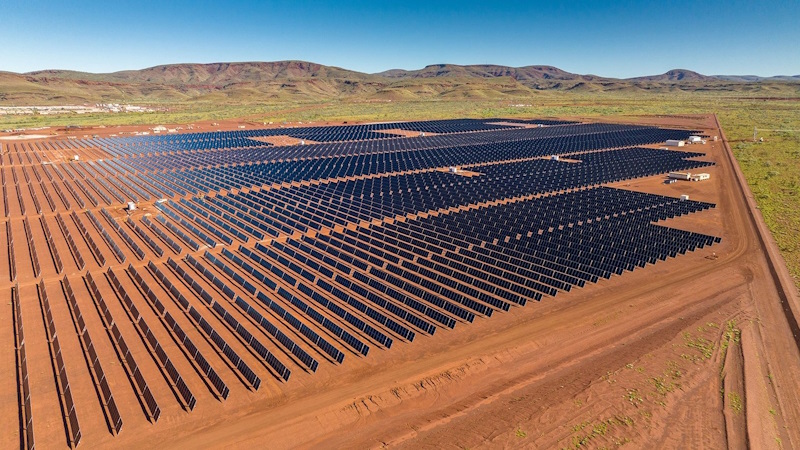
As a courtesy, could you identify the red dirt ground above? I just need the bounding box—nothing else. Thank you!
[0,114,797,449]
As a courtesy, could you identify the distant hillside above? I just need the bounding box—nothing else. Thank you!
[1,61,798,105]
[713,74,800,82]
[107,61,369,85]
[375,64,605,81]
[627,69,713,82]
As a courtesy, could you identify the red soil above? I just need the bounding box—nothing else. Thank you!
[0,114,797,449]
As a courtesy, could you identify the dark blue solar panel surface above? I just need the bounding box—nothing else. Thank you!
[66,118,719,379]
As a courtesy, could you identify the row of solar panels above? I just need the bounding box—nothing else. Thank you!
[89,118,529,156]
[1,125,695,218]
[62,276,124,435]
[11,286,35,450]
[92,122,673,163]
[135,188,720,379]
[85,271,162,422]
[111,123,690,174]
[37,280,82,446]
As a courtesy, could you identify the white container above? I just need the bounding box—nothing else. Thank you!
[127,201,137,211]
[551,155,560,161]
[680,194,690,201]
[669,172,691,180]
[73,154,80,161]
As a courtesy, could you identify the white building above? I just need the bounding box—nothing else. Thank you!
[669,172,691,180]
[665,139,685,147]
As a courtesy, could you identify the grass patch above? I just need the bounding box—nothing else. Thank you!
[563,416,633,449]
[719,320,742,374]
[651,377,673,396]
[728,392,744,414]
[626,389,643,406]
[683,332,715,359]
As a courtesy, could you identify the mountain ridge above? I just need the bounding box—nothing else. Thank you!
[1,61,798,105]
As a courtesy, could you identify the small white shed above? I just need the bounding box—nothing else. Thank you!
[669,172,691,180]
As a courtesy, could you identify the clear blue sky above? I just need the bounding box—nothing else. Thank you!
[1,0,798,77]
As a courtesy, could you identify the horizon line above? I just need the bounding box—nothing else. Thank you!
[3,60,799,80]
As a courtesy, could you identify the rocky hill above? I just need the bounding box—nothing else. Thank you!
[1,61,797,105]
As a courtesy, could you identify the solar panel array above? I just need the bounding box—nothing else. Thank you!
[84,271,162,423]
[493,118,578,126]
[62,276,123,435]
[37,281,82,447]
[11,285,35,450]
[3,117,722,446]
